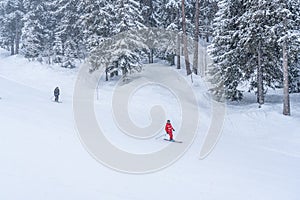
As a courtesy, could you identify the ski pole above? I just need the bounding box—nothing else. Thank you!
[155,133,166,140]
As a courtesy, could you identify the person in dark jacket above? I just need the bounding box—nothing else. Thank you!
[54,87,60,102]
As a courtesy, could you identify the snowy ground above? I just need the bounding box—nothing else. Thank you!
[0,48,300,200]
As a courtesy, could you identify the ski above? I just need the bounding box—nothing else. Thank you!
[164,139,183,143]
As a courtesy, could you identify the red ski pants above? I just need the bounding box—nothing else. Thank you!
[168,132,173,140]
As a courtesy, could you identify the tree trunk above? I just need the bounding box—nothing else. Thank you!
[176,33,181,69]
[192,0,200,75]
[150,48,154,63]
[170,54,175,66]
[202,40,207,77]
[148,48,154,63]
[257,40,264,105]
[176,8,181,69]
[181,0,192,75]
[15,15,20,54]
[10,36,15,55]
[283,40,290,115]
[148,53,151,64]
[105,68,109,81]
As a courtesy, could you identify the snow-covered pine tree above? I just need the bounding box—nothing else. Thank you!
[22,0,44,60]
[208,0,245,101]
[138,0,180,65]
[238,0,300,105]
[158,0,193,69]
[282,0,300,94]
[0,0,25,55]
[41,1,56,64]
[238,0,285,105]
[140,0,159,27]
[197,0,218,76]
[79,0,113,53]
[162,0,182,68]
[22,0,55,62]
[112,0,145,36]
[209,0,299,102]
[138,0,163,63]
[111,0,146,76]
[89,0,146,79]
[158,0,178,29]
[0,1,7,49]
[288,24,300,95]
[272,0,300,115]
[198,0,218,43]
[53,0,84,68]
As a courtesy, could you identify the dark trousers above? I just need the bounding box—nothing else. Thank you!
[55,95,59,102]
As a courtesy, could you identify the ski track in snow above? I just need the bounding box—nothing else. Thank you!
[0,48,300,200]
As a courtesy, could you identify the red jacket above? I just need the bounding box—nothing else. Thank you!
[165,123,174,134]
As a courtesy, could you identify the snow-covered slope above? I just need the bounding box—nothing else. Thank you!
[0,49,300,200]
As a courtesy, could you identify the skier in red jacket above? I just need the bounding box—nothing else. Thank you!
[165,120,175,141]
